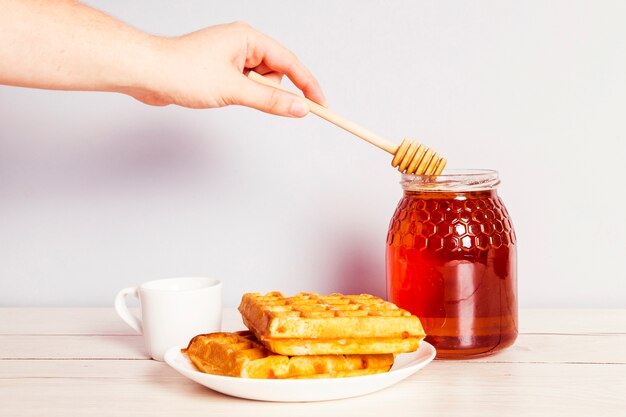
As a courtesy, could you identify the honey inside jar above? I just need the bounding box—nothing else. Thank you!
[386,170,518,358]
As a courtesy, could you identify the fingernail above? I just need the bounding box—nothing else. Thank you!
[289,99,309,117]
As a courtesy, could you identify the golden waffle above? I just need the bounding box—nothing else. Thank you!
[182,330,394,379]
[239,292,425,355]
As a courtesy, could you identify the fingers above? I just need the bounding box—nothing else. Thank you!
[232,76,310,117]
[244,27,327,106]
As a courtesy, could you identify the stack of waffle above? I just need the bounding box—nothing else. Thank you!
[182,292,425,379]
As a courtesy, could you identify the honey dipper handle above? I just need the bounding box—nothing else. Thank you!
[248,71,398,155]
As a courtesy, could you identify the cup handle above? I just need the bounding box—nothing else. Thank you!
[114,287,143,334]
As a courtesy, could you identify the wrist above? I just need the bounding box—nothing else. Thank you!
[115,33,174,105]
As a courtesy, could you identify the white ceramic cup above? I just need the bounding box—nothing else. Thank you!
[114,277,222,361]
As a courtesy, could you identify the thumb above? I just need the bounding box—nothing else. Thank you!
[231,78,310,117]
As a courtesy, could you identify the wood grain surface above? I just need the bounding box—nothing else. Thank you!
[1,308,624,417]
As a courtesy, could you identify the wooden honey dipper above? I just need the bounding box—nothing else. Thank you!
[248,71,447,175]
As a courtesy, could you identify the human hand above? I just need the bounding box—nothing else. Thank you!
[135,21,326,117]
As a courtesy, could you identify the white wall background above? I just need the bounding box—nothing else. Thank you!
[1,1,625,308]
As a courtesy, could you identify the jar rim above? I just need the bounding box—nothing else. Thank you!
[401,169,500,192]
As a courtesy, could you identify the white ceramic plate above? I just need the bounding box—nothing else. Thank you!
[164,341,436,402]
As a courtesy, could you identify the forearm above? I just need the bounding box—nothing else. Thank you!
[0,0,159,95]
[0,1,324,115]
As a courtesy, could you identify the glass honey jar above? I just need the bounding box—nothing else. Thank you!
[386,170,517,358]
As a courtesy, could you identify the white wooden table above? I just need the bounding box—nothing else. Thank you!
[1,308,625,417]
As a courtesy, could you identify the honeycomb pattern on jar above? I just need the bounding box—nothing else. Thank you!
[387,196,516,251]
